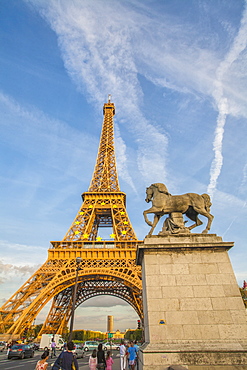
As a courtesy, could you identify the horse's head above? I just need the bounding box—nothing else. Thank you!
[145,185,154,203]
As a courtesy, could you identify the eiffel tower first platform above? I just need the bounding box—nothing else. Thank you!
[0,96,143,339]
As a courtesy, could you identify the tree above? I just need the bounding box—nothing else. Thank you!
[240,287,247,308]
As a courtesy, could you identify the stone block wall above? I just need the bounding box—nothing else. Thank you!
[137,234,247,368]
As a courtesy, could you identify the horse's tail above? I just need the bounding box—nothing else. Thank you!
[201,193,212,212]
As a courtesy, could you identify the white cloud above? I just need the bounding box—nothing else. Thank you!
[25,0,169,185]
[208,3,247,197]
[115,124,137,192]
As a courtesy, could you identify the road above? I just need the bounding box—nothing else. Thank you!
[0,349,121,370]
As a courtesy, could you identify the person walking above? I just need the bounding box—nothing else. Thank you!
[89,349,97,370]
[106,350,114,370]
[35,350,49,370]
[127,341,137,370]
[51,341,78,370]
[119,340,126,370]
[133,341,139,370]
[97,343,106,369]
[50,338,56,358]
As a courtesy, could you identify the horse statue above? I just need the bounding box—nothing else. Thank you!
[143,183,214,236]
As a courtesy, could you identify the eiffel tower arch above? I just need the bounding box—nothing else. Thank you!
[0,96,143,338]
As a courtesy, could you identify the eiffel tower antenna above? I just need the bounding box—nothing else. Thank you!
[0,97,142,339]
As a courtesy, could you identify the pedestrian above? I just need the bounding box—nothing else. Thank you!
[63,342,67,351]
[133,340,139,370]
[96,343,106,369]
[35,349,49,370]
[119,340,126,370]
[50,338,56,358]
[106,350,114,370]
[7,341,12,356]
[125,343,131,370]
[127,341,137,370]
[89,349,97,370]
[51,341,78,370]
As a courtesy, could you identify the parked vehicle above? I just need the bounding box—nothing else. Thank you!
[103,342,120,351]
[29,342,40,351]
[73,344,84,358]
[7,344,34,359]
[82,341,99,351]
[39,334,65,350]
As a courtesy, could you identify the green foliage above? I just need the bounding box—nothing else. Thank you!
[240,287,247,308]
[124,329,142,341]
[33,324,43,338]
[69,330,105,341]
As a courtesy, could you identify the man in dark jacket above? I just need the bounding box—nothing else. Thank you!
[52,341,79,370]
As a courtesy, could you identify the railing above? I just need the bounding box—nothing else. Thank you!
[49,240,142,249]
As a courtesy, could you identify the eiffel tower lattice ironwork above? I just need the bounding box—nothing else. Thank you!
[0,96,143,338]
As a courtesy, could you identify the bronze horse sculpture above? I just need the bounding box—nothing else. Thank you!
[143,183,214,236]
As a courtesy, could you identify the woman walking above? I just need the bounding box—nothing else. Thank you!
[89,348,97,370]
[35,350,49,370]
[96,343,106,369]
[105,350,114,370]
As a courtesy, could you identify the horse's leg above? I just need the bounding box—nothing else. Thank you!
[202,213,214,233]
[187,216,203,230]
[186,207,203,230]
[143,207,161,227]
[147,214,161,236]
[188,218,203,230]
[143,209,153,227]
[193,208,214,233]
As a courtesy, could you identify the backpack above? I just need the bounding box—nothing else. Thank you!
[51,352,64,370]
[36,361,47,370]
[51,351,76,370]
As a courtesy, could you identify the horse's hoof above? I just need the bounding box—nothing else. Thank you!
[202,229,208,234]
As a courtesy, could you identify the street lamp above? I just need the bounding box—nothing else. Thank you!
[68,256,82,342]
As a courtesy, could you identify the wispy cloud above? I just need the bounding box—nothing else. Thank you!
[0,254,39,284]
[208,3,247,197]
[25,0,169,185]
[115,124,137,192]
[239,163,247,195]
[0,240,46,267]
[0,91,97,212]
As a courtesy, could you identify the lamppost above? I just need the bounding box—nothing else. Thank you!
[68,256,82,342]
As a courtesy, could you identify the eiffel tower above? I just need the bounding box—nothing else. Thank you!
[0,96,142,339]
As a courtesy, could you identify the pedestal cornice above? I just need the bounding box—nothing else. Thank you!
[136,234,234,265]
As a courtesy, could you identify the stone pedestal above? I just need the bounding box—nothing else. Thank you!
[136,234,247,369]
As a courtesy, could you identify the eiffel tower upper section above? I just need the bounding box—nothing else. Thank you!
[55,95,137,246]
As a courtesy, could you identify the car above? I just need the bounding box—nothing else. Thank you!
[29,342,40,351]
[103,342,120,351]
[73,344,84,358]
[82,341,99,351]
[8,344,34,359]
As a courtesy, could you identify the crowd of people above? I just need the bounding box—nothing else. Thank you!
[119,340,139,370]
[35,339,139,370]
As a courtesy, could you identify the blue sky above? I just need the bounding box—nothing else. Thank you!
[0,0,247,332]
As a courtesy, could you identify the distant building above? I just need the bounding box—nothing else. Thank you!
[107,315,113,332]
[113,329,125,339]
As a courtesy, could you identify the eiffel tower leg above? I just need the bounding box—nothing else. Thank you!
[0,260,57,334]
[1,252,142,338]
[40,275,143,337]
[38,288,73,336]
